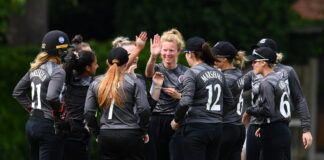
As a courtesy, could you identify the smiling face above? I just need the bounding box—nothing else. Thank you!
[161,41,180,65]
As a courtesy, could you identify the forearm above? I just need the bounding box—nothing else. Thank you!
[126,47,142,69]
[145,55,157,78]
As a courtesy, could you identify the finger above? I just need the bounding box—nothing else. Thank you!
[150,38,153,46]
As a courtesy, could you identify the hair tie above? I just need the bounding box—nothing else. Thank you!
[112,59,119,64]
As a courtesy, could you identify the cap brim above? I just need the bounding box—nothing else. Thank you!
[245,55,258,61]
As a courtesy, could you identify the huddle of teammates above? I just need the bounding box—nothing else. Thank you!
[12,28,313,160]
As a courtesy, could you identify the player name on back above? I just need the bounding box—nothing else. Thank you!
[29,69,47,82]
[201,71,223,83]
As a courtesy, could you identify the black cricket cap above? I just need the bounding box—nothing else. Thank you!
[246,47,276,64]
[108,47,129,66]
[184,37,205,53]
[211,41,238,59]
[41,30,70,56]
[252,38,277,52]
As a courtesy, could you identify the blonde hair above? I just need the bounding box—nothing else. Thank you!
[30,52,61,71]
[97,63,125,109]
[276,52,284,63]
[232,51,247,69]
[160,28,185,51]
[112,36,135,48]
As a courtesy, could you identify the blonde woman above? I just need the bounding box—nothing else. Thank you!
[145,29,188,160]
[12,30,70,160]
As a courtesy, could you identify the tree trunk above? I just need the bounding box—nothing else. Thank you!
[7,0,48,46]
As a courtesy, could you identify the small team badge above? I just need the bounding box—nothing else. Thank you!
[58,36,65,43]
[259,38,267,44]
[279,80,286,90]
[178,75,185,83]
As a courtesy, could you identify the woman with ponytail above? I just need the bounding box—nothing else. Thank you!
[211,41,246,160]
[62,34,98,160]
[84,47,151,160]
[171,37,234,160]
[145,28,188,160]
[12,30,70,160]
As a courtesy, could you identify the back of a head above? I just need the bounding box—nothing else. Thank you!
[185,36,215,66]
[112,36,134,48]
[41,30,70,56]
[72,34,91,52]
[161,28,185,51]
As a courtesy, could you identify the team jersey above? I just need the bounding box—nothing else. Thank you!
[222,68,244,125]
[13,61,66,119]
[242,70,264,125]
[84,73,150,135]
[151,63,188,115]
[274,63,311,132]
[246,72,291,124]
[174,63,234,124]
[64,72,93,121]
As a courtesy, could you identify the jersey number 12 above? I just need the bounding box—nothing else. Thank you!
[206,84,221,111]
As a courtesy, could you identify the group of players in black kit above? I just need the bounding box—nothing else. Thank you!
[12,28,313,160]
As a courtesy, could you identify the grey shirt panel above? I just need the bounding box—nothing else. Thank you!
[174,63,234,124]
[222,68,244,125]
[152,63,188,115]
[242,70,264,125]
[275,63,311,132]
[246,72,291,124]
[84,74,150,131]
[13,62,66,119]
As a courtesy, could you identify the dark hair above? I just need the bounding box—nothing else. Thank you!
[192,42,215,66]
[64,50,96,83]
[71,34,90,52]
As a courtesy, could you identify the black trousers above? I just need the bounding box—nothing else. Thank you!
[169,125,185,160]
[219,124,246,160]
[98,129,145,160]
[246,124,262,160]
[260,122,291,160]
[146,115,174,160]
[182,123,223,160]
[63,120,90,160]
[25,116,63,160]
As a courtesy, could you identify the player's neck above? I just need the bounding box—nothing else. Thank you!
[262,68,273,77]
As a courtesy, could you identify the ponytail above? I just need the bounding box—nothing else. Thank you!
[276,52,284,63]
[201,43,215,66]
[97,63,125,109]
[30,52,61,71]
[232,51,247,69]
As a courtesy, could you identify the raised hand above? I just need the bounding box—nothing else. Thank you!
[150,34,161,58]
[135,32,147,50]
[152,72,164,87]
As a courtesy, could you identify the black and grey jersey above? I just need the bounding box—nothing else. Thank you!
[84,74,150,134]
[151,63,188,115]
[222,68,244,125]
[64,73,93,121]
[275,63,311,132]
[246,72,291,124]
[13,61,66,119]
[174,63,234,124]
[242,70,264,125]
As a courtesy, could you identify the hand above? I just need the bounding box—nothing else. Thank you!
[143,134,149,143]
[255,128,261,137]
[163,88,181,99]
[242,112,251,126]
[302,132,313,149]
[150,34,161,58]
[127,64,137,74]
[170,119,179,130]
[135,32,147,50]
[53,117,71,136]
[152,72,164,87]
